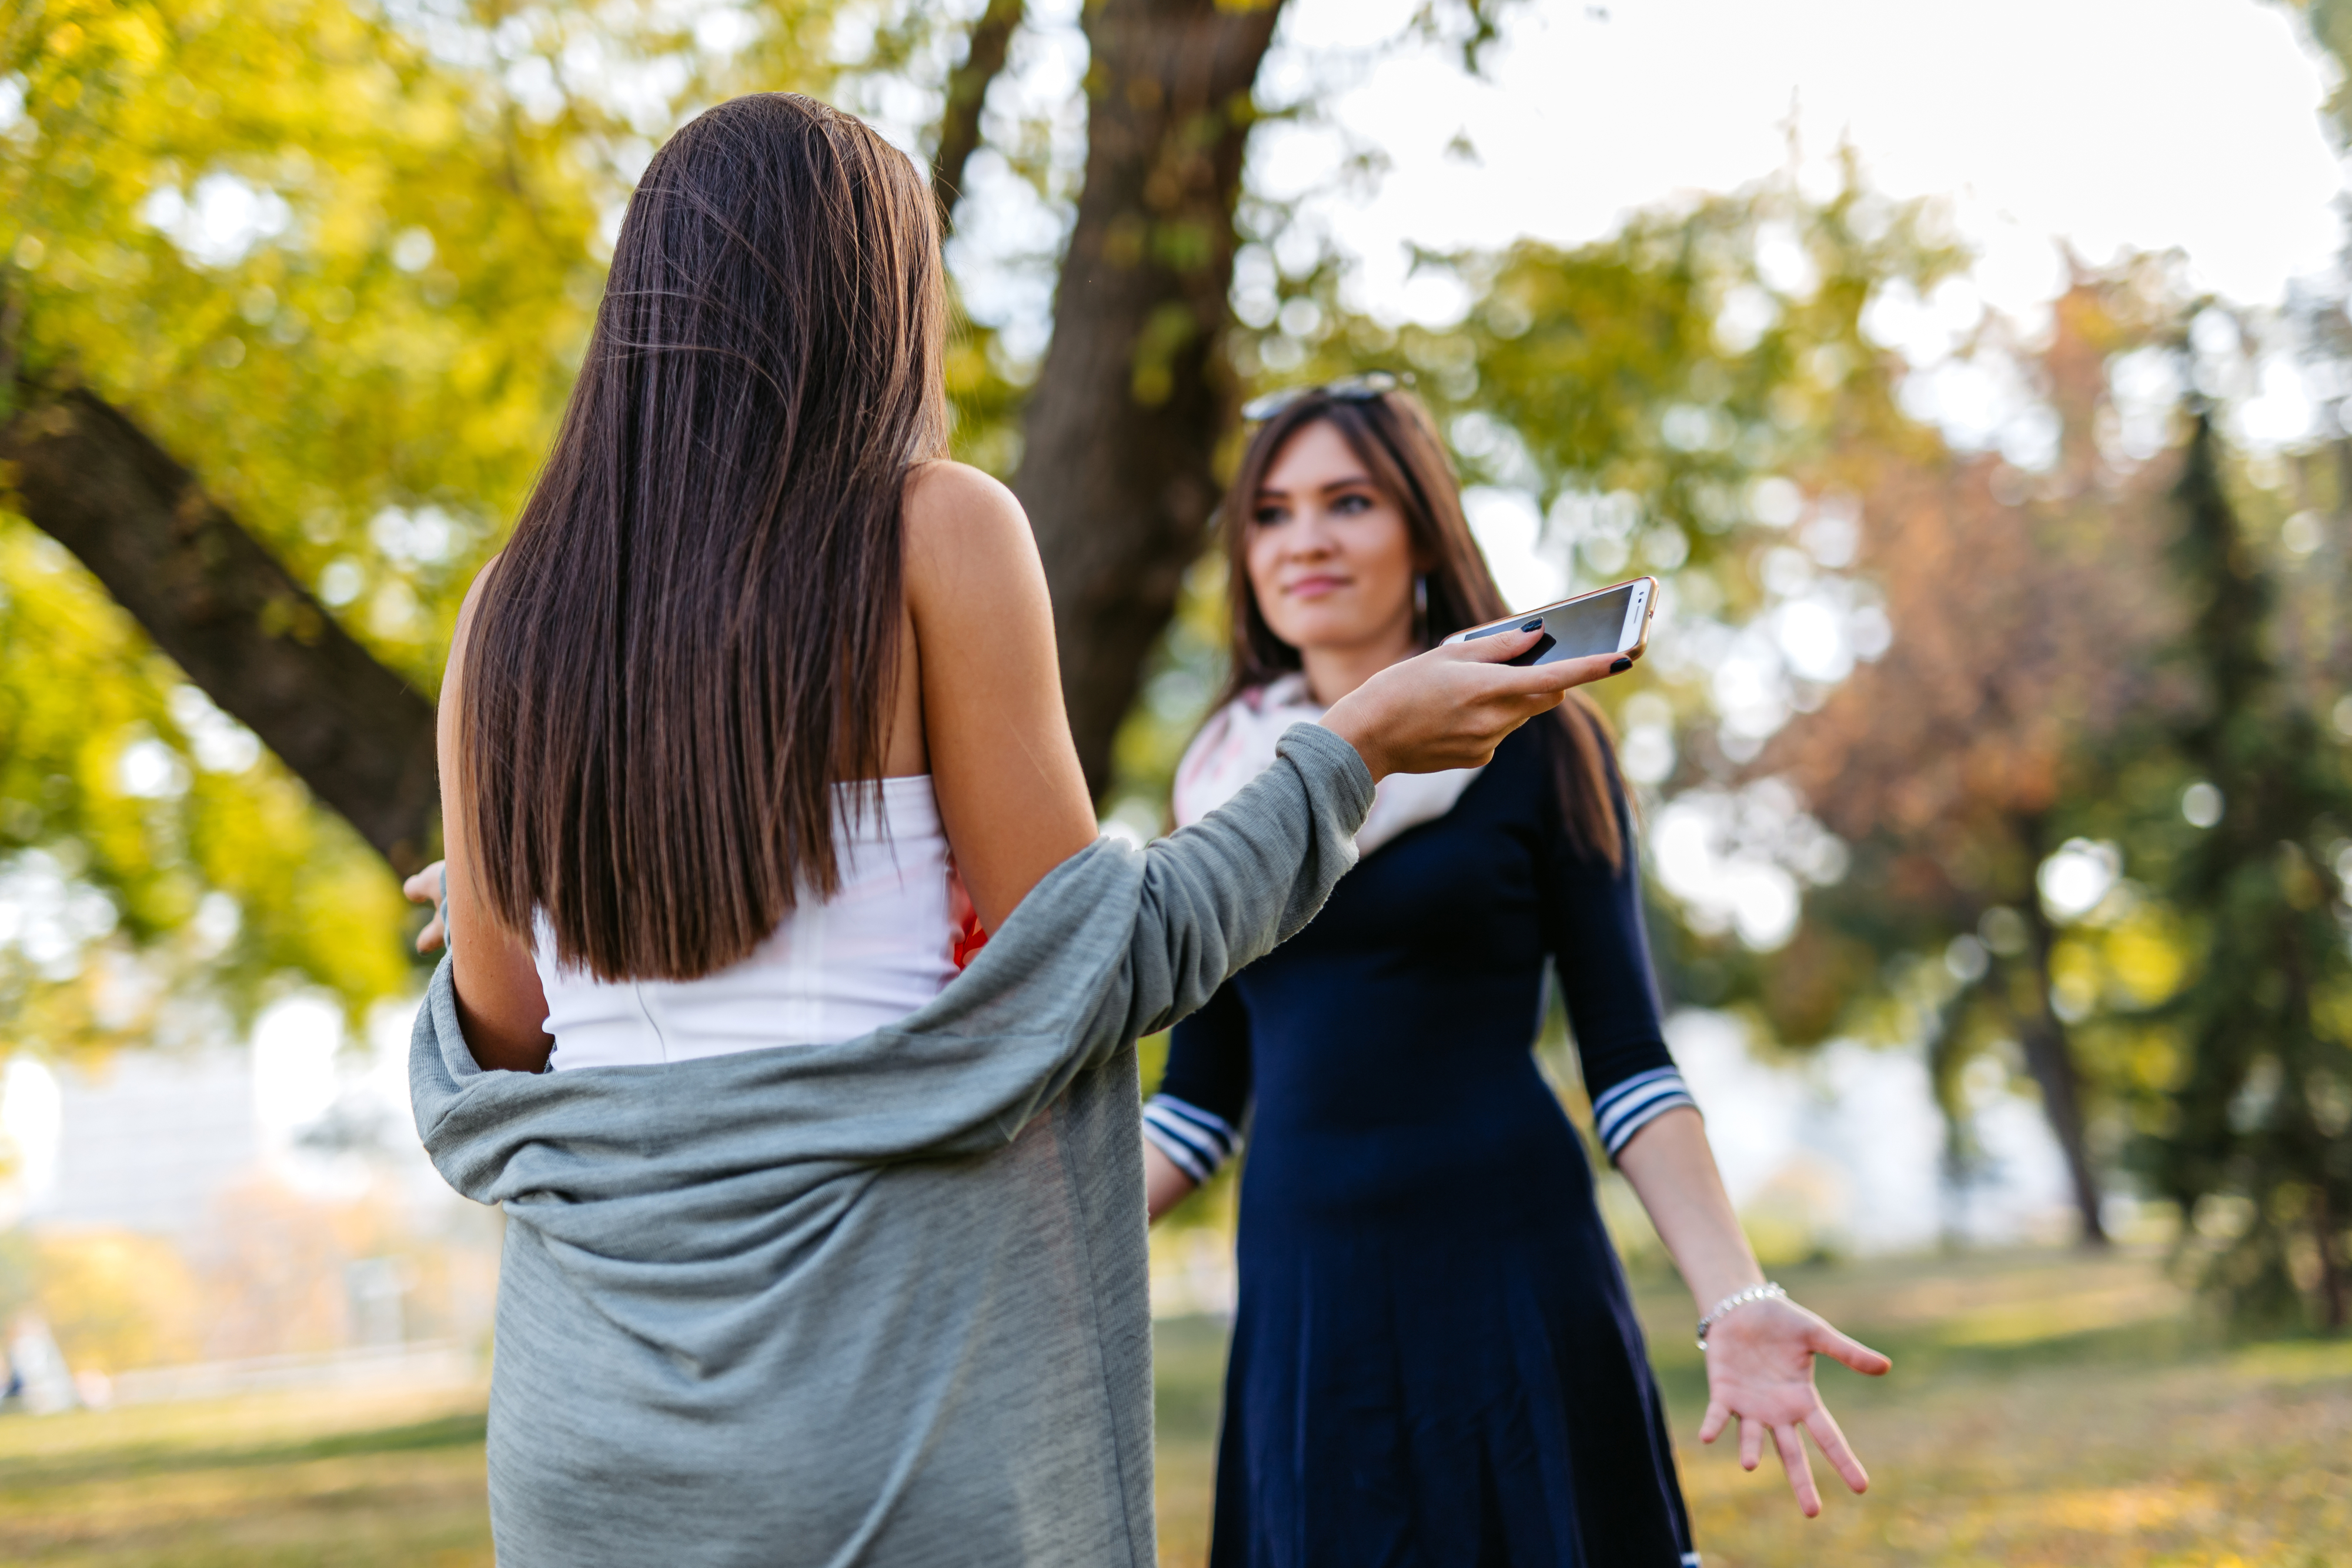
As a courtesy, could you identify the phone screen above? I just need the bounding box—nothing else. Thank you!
[1458,581,1640,666]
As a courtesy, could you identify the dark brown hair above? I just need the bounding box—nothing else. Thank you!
[1215,388,1624,866]
[459,94,948,980]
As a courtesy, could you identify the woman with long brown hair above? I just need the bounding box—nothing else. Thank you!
[402,99,1621,1565]
[1144,382,1890,1566]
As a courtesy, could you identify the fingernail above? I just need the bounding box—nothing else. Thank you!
[1609,656,1632,673]
[1519,618,1544,632]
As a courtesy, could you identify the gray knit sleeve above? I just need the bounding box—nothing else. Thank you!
[1114,723,1374,1044]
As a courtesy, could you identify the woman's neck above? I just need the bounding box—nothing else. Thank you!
[1299,626,1419,708]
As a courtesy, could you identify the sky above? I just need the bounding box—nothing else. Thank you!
[937,0,2347,467]
[1258,0,2342,327]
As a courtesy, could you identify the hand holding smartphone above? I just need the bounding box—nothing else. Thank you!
[1444,576,1657,668]
[1322,604,1640,783]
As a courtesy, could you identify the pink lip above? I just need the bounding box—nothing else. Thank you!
[1285,574,1349,599]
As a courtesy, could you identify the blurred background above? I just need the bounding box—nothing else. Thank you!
[2,0,2350,1562]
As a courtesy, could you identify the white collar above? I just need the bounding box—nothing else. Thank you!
[1171,674,1482,855]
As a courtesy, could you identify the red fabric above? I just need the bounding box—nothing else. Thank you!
[948,861,988,970]
[953,910,990,970]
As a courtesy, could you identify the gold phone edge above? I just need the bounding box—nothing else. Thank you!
[1448,575,1659,658]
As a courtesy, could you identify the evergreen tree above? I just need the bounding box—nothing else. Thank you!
[2152,406,2352,1332]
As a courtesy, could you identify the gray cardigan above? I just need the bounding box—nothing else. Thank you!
[409,723,1374,1567]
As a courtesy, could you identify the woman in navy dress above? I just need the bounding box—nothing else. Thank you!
[1145,382,1891,1566]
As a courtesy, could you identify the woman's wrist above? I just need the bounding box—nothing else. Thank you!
[1685,1263,1769,1320]
[1314,707,1390,783]
[1664,1232,1767,1319]
[1695,1281,1786,1349]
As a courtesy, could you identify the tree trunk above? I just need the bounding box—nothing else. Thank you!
[2012,1004,2111,1246]
[1015,0,1285,797]
[2014,848,2110,1246]
[1,386,441,874]
[2316,1181,2349,1332]
[2275,908,2351,1331]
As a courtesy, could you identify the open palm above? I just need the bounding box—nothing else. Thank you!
[1696,1296,1891,1516]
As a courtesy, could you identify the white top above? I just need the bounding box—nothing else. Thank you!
[536,775,958,1071]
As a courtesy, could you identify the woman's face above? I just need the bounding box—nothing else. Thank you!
[1245,420,1424,659]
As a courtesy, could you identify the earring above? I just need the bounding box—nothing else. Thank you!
[1414,574,1430,640]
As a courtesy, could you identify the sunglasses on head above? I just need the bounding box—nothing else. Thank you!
[1240,371,1406,424]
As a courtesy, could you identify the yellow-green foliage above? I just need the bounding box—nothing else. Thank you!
[0,520,410,1042]
[7,0,629,671]
[0,0,857,1047]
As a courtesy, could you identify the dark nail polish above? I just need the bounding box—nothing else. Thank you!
[1519,617,1544,632]
[1609,656,1632,674]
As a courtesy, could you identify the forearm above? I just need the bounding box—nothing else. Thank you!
[1613,1105,1764,1314]
[1619,1114,1890,1517]
[1144,1142,1198,1223]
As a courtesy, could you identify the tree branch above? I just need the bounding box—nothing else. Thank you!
[0,385,440,874]
[932,0,1026,231]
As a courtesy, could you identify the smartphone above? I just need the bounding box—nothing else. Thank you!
[1442,576,1657,667]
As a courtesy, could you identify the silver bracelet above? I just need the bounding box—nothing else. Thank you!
[1696,1282,1786,1350]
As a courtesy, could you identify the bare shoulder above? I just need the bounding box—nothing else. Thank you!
[440,549,509,704]
[901,460,1038,584]
[454,548,506,635]
[904,457,1021,521]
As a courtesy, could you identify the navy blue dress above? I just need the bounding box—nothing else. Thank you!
[1146,721,1700,1568]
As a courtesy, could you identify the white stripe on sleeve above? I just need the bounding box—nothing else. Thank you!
[1142,1095,1239,1183]
[1591,1067,1697,1159]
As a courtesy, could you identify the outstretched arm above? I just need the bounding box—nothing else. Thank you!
[1541,737,1887,1517]
[414,481,1626,1060]
[1615,1111,1891,1517]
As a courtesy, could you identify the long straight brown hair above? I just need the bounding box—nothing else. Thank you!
[1215,388,1625,866]
[459,94,948,981]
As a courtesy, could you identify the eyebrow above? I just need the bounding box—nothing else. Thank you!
[1255,473,1378,502]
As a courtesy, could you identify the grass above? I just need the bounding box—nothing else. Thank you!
[3,1246,2346,1566]
[1634,1249,2352,1568]
[1152,1245,2352,1566]
[1152,1312,1232,1568]
[0,1385,492,1566]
